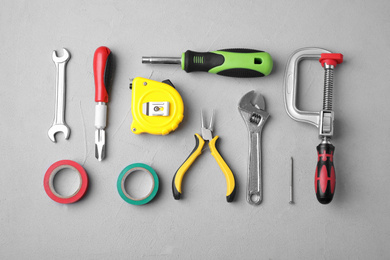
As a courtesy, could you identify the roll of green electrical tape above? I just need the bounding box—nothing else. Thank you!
[117,163,159,205]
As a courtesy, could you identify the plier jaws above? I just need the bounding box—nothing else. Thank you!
[200,110,214,141]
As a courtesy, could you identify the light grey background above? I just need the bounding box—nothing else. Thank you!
[1,1,390,259]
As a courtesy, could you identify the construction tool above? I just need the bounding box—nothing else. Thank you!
[284,47,343,204]
[48,48,71,142]
[172,111,236,202]
[142,49,273,77]
[130,77,184,135]
[94,46,113,161]
[290,157,294,204]
[238,91,269,205]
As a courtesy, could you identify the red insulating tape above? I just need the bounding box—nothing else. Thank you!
[44,160,88,204]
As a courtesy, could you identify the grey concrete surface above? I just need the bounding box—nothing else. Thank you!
[1,1,390,259]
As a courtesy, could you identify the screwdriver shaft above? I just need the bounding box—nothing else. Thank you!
[95,129,105,161]
[142,56,181,64]
[95,102,107,161]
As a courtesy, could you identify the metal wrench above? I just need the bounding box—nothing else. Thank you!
[48,48,71,142]
[238,91,269,205]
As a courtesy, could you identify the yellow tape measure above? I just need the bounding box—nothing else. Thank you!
[131,77,184,135]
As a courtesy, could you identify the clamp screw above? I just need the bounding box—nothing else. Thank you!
[319,53,343,112]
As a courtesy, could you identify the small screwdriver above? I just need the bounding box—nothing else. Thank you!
[142,49,273,78]
[93,46,113,161]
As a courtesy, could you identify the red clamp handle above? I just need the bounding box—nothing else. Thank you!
[94,46,112,103]
[319,53,343,67]
[315,143,336,204]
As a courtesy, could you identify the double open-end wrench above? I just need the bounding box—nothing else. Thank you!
[238,91,269,205]
[48,48,71,142]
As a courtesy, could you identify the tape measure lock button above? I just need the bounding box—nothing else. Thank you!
[117,163,159,205]
[142,101,170,116]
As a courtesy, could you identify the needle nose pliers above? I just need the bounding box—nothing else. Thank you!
[172,111,236,202]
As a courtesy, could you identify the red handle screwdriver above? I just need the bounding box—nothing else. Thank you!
[93,46,112,161]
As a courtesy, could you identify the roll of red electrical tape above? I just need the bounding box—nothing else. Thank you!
[44,160,88,204]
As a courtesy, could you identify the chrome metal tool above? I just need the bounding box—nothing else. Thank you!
[238,91,269,205]
[290,157,294,204]
[48,48,71,142]
[284,47,343,204]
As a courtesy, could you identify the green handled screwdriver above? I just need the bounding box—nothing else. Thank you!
[142,49,273,78]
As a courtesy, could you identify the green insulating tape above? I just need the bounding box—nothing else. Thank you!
[117,163,159,205]
[208,51,273,76]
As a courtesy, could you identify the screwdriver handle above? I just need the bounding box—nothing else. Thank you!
[182,49,273,77]
[315,143,336,204]
[94,46,112,103]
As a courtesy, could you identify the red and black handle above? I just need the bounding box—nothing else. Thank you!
[315,143,336,204]
[93,46,112,103]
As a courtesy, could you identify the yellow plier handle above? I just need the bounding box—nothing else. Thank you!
[172,134,236,202]
[172,133,205,200]
[209,136,236,202]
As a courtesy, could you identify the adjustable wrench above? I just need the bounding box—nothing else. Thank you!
[238,91,269,205]
[48,49,71,142]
